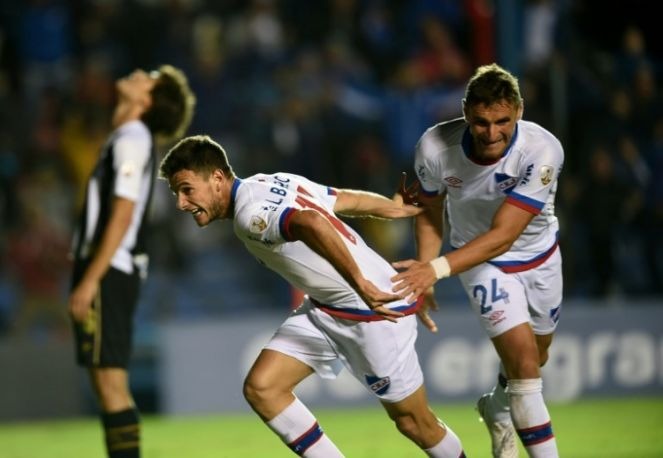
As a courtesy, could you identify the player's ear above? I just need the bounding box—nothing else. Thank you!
[517,99,524,120]
[461,98,468,122]
[212,168,226,184]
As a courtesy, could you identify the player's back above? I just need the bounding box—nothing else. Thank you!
[232,172,409,311]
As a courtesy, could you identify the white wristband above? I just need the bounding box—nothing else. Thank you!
[430,256,451,279]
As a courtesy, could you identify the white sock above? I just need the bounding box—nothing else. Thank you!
[424,422,465,458]
[266,397,344,457]
[508,378,558,457]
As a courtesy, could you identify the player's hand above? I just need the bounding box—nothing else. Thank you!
[357,278,405,323]
[391,172,422,216]
[390,259,437,303]
[416,287,439,333]
[397,172,421,206]
[68,278,98,323]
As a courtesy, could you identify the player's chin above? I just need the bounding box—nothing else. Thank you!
[193,214,210,227]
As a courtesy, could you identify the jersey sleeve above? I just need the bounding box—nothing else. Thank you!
[235,199,293,246]
[414,133,446,197]
[112,126,152,201]
[506,143,564,214]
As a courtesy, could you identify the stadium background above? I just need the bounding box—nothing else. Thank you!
[0,0,661,422]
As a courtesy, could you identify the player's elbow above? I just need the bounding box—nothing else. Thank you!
[492,235,518,256]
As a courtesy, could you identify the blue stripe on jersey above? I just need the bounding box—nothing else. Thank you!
[517,421,554,446]
[327,187,337,195]
[488,232,559,273]
[311,297,422,321]
[508,191,544,211]
[289,422,323,455]
[420,186,439,197]
[230,178,242,206]
[279,207,297,241]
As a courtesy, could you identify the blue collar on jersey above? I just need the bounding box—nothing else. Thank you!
[230,177,242,209]
[462,122,520,165]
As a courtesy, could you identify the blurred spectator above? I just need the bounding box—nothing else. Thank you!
[17,0,74,111]
[6,167,72,338]
[640,117,663,294]
[576,145,638,297]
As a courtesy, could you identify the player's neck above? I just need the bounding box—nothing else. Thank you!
[112,101,145,129]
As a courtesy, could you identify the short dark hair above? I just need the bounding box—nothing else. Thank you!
[463,63,522,109]
[142,64,196,144]
[159,135,235,180]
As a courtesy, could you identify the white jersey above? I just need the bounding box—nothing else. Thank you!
[415,118,563,272]
[231,173,417,320]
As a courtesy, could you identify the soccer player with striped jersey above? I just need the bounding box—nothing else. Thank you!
[159,134,467,458]
[392,63,563,458]
[68,65,195,458]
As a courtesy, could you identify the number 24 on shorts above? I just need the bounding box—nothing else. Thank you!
[473,278,510,314]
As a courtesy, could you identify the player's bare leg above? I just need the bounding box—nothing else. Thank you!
[381,384,465,457]
[492,322,558,457]
[89,368,140,458]
[243,349,343,457]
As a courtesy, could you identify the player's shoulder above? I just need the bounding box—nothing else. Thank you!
[417,117,466,158]
[517,121,562,150]
[515,121,564,160]
[115,119,151,141]
[422,117,466,140]
[243,172,311,190]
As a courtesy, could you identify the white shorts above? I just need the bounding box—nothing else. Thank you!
[264,297,424,403]
[458,247,563,338]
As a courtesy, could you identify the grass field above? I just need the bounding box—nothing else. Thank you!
[2,397,662,457]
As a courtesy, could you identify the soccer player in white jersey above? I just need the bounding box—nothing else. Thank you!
[69,66,195,458]
[159,135,467,458]
[392,63,563,458]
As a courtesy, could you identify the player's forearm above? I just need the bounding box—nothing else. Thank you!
[443,230,513,276]
[440,202,534,276]
[415,209,443,262]
[334,189,407,219]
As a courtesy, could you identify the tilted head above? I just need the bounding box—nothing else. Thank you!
[462,63,524,162]
[142,64,196,144]
[159,135,236,226]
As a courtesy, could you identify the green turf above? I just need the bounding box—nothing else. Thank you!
[1,397,662,457]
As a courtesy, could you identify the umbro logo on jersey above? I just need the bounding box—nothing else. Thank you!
[444,176,462,187]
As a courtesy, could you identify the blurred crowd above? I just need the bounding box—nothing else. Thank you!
[0,0,660,340]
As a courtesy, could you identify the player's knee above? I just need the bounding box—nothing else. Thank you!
[93,373,128,398]
[506,357,541,379]
[243,373,274,407]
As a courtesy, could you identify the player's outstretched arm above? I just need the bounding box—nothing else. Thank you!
[334,173,422,219]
